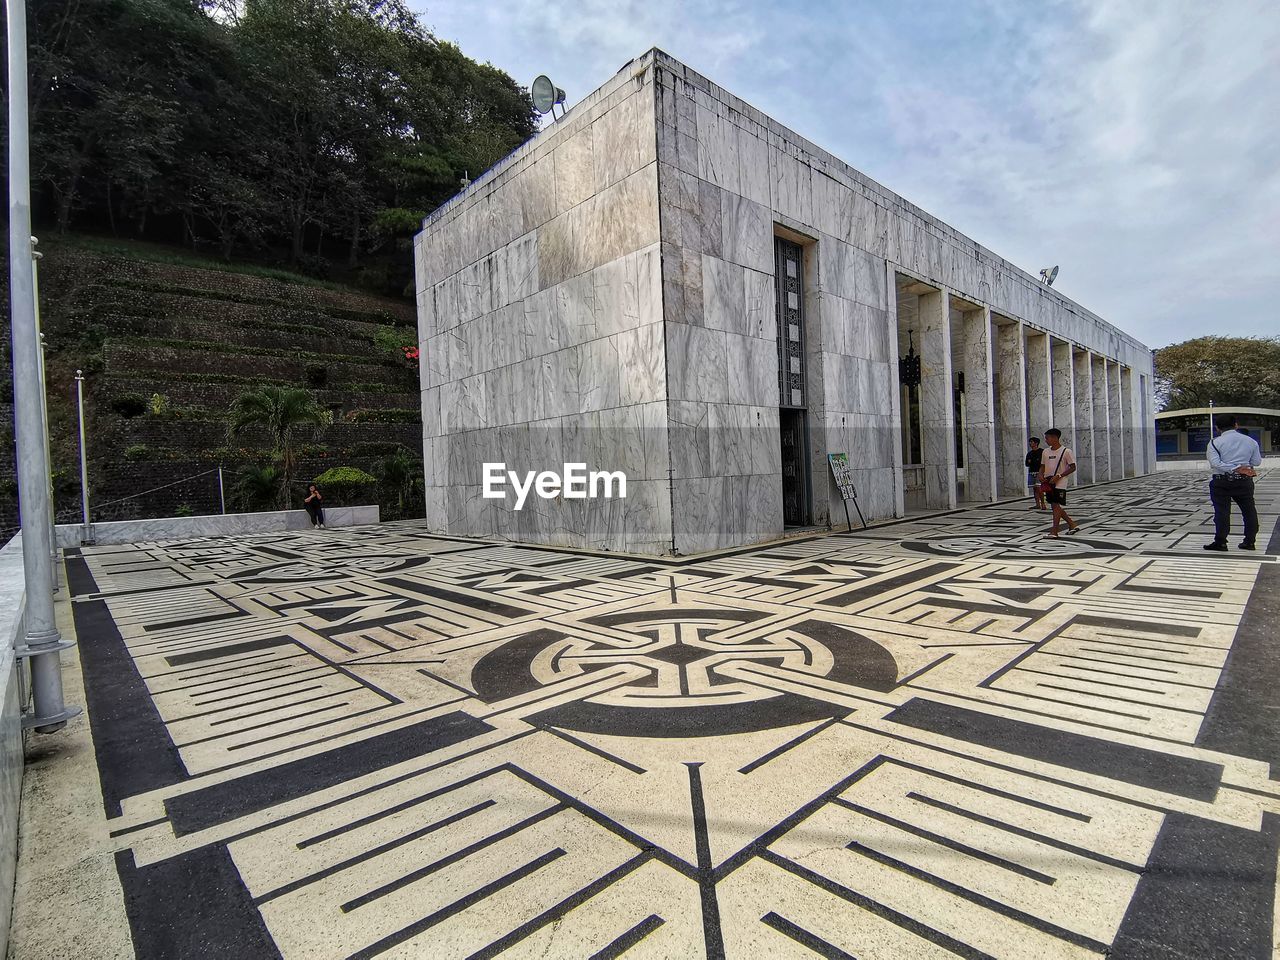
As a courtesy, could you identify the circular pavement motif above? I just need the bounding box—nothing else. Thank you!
[470,607,899,738]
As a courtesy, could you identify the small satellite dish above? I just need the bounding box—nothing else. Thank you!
[531,75,566,117]
[1039,265,1059,286]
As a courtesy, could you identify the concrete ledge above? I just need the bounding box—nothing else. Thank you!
[0,537,30,958]
[55,505,380,547]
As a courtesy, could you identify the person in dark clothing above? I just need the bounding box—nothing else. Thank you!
[304,483,325,528]
[1204,419,1261,551]
[1025,437,1046,510]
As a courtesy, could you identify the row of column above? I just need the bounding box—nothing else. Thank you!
[909,281,1141,512]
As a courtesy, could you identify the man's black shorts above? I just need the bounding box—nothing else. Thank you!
[1046,486,1067,506]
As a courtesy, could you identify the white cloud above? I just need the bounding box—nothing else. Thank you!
[415,0,1280,346]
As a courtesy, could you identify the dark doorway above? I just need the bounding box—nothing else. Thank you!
[780,408,810,526]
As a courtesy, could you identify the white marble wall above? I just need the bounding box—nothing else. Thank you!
[1025,331,1053,441]
[1120,367,1137,478]
[0,536,30,960]
[916,289,956,511]
[1073,350,1096,484]
[416,62,671,555]
[53,506,380,548]
[413,48,1157,554]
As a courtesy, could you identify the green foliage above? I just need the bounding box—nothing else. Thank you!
[228,386,324,506]
[28,0,537,292]
[112,392,148,418]
[375,447,423,518]
[174,503,195,517]
[372,326,414,359]
[1154,336,1280,411]
[149,392,168,415]
[232,462,283,511]
[313,465,377,506]
[346,407,419,423]
[123,444,152,461]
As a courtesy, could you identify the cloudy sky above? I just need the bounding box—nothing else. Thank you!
[413,0,1280,348]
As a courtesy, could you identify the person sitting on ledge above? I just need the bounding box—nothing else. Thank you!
[304,483,326,529]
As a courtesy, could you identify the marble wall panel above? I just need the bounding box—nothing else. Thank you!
[995,320,1029,497]
[962,307,997,503]
[1051,340,1077,484]
[1025,331,1053,438]
[1073,351,1096,484]
[1092,355,1112,481]
[918,288,956,510]
[720,194,773,274]
[666,323,728,403]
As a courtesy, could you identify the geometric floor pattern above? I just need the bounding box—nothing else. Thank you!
[65,471,1280,959]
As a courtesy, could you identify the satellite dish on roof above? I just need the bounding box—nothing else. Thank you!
[531,75,566,118]
[1039,265,1059,286]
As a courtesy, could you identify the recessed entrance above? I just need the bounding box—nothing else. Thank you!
[775,237,811,527]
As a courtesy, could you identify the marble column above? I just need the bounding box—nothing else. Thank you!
[962,305,997,502]
[1119,366,1136,477]
[919,287,956,511]
[1025,330,1053,440]
[1072,349,1095,484]
[1107,360,1123,479]
[1091,355,1111,480]
[994,318,1027,498]
[1050,339,1076,486]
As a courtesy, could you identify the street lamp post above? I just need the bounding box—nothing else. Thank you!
[75,371,92,543]
[7,0,78,732]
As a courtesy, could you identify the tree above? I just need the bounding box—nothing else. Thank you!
[227,386,323,506]
[1153,336,1280,411]
[375,446,422,517]
[231,463,283,511]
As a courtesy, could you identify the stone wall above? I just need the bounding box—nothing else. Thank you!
[415,59,671,554]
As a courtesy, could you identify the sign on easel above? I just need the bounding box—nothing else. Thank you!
[828,453,867,530]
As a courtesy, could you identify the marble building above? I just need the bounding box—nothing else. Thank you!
[413,48,1156,556]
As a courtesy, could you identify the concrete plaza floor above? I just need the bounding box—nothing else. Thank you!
[11,471,1280,959]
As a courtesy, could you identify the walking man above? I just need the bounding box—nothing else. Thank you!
[1204,418,1261,551]
[1026,437,1046,510]
[1039,428,1079,537]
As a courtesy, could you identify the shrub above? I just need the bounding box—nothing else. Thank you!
[346,407,419,423]
[123,444,152,461]
[313,465,377,505]
[232,462,283,511]
[149,393,168,416]
[112,392,148,418]
[174,503,195,517]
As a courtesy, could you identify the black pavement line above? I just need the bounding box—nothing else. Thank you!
[469,857,655,960]
[686,763,725,960]
[67,556,189,818]
[543,727,647,774]
[759,912,854,959]
[340,803,565,912]
[255,799,496,905]
[1071,613,1203,638]
[1197,562,1280,772]
[904,792,1140,872]
[844,840,1110,952]
[887,757,1091,822]
[885,698,1223,801]
[1109,812,1280,960]
[738,717,840,774]
[143,610,243,633]
[823,561,957,607]
[589,913,666,960]
[758,849,993,960]
[346,847,566,959]
[165,635,295,667]
[114,847,281,960]
[380,576,532,618]
[833,798,1056,884]
[164,710,494,835]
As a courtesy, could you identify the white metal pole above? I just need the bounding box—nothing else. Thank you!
[7,0,77,732]
[218,465,226,514]
[75,370,92,540]
[34,243,59,592]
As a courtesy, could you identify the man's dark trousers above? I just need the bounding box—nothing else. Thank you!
[1209,475,1259,546]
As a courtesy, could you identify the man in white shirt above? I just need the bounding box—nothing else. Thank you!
[1204,418,1262,551]
[1038,428,1079,538]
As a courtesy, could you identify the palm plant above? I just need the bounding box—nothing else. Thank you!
[376,447,424,518]
[227,386,323,507]
[231,463,283,512]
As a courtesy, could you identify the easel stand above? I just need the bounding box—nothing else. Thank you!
[842,496,867,530]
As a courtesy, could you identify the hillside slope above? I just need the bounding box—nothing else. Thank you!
[1,239,423,534]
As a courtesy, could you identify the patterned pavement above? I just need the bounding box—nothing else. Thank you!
[65,471,1280,959]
